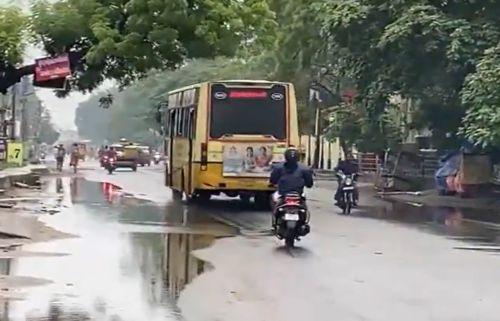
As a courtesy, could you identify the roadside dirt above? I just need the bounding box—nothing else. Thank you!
[0,177,75,294]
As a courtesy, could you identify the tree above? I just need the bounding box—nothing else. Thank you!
[75,57,273,145]
[0,6,26,64]
[461,45,500,148]
[276,0,500,150]
[0,6,28,93]
[30,0,276,94]
[38,110,60,145]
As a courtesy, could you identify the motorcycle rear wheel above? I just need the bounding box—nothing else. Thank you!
[285,236,295,248]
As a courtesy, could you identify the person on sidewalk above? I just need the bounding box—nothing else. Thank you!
[69,143,80,168]
[55,144,66,171]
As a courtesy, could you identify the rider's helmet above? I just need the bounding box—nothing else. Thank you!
[284,148,299,166]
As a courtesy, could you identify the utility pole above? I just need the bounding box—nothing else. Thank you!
[311,87,321,169]
[10,84,16,140]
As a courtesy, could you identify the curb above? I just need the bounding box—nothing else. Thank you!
[0,165,48,190]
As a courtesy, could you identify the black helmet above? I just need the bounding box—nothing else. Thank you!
[284,148,299,165]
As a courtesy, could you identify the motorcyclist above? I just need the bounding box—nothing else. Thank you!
[270,148,313,225]
[334,155,359,206]
[106,146,117,159]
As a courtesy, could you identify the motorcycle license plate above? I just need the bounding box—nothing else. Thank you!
[343,186,354,191]
[284,213,300,221]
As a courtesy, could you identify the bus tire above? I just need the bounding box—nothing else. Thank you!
[255,193,271,209]
[240,194,251,204]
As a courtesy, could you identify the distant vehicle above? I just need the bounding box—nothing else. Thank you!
[153,152,161,164]
[137,145,152,166]
[75,140,91,161]
[163,80,300,205]
[111,143,138,171]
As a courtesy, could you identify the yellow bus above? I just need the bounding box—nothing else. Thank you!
[163,80,300,206]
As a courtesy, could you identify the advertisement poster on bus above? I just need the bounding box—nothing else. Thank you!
[222,144,282,177]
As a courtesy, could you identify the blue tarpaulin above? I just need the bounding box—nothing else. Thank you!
[435,150,461,192]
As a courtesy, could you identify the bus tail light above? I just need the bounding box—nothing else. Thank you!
[201,143,208,171]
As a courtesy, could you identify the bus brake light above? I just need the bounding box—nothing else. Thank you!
[229,90,267,99]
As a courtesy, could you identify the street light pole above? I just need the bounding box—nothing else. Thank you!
[312,98,321,169]
[10,84,16,140]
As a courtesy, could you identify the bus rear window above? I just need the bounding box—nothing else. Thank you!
[210,84,286,139]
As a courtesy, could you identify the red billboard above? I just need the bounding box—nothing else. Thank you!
[34,54,71,82]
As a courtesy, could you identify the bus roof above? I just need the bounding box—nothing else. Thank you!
[167,80,291,95]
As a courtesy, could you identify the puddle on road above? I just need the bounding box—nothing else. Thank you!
[358,202,500,253]
[0,178,235,321]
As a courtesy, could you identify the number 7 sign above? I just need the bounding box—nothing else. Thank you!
[7,142,24,166]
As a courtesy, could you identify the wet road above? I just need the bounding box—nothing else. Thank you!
[1,176,234,320]
[1,164,500,321]
[358,202,500,253]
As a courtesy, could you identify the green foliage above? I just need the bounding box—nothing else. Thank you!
[461,45,500,148]
[276,0,500,150]
[325,102,403,153]
[0,6,27,65]
[30,0,276,93]
[38,110,60,145]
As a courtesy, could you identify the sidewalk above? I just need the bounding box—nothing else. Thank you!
[315,179,500,211]
[378,189,500,211]
[0,164,48,178]
[0,164,48,189]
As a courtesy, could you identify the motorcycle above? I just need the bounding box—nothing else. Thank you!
[153,152,161,164]
[104,156,117,174]
[273,193,310,247]
[100,155,109,167]
[336,171,357,215]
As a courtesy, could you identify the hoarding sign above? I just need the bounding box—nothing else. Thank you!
[34,54,71,82]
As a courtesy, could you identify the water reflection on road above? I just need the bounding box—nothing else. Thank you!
[0,178,234,321]
[359,202,500,253]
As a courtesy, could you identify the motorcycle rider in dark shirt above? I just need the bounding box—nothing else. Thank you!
[270,148,314,226]
[334,156,359,206]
